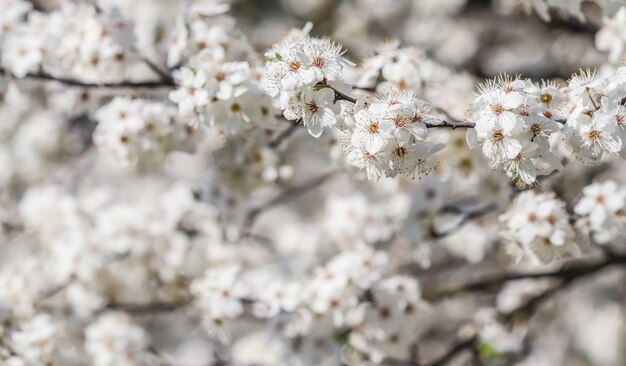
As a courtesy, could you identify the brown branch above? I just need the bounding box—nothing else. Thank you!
[430,203,496,239]
[427,120,476,129]
[423,335,477,366]
[328,85,357,104]
[269,122,301,149]
[0,68,174,89]
[408,251,626,366]
[423,251,626,302]
[101,300,190,315]
[240,170,338,235]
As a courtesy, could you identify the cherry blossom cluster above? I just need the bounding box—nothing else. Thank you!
[94,97,200,167]
[263,23,352,137]
[341,88,444,180]
[10,182,217,317]
[0,85,67,185]
[208,131,292,219]
[574,180,626,245]
[168,60,277,137]
[4,1,626,365]
[84,312,156,366]
[467,74,564,185]
[1,2,137,82]
[562,67,626,163]
[348,276,427,363]
[596,7,626,64]
[499,191,577,265]
[163,3,254,70]
[354,41,475,116]
[185,242,430,364]
[511,0,624,24]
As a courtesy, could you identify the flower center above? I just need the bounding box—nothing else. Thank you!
[491,129,504,141]
[394,115,407,127]
[492,104,504,115]
[289,61,300,72]
[368,122,379,134]
[312,56,325,68]
[394,146,407,157]
[307,102,319,113]
[531,123,542,135]
[587,129,600,141]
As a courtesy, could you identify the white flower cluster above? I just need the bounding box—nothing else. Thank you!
[164,5,254,70]
[85,312,156,366]
[263,23,352,137]
[190,264,249,343]
[499,191,577,265]
[0,0,31,39]
[183,240,433,364]
[355,41,473,115]
[323,193,400,246]
[517,0,587,22]
[562,67,626,163]
[574,180,626,244]
[169,61,277,137]
[596,6,626,64]
[208,131,291,217]
[94,97,199,167]
[468,74,564,185]
[342,88,444,180]
[10,314,57,364]
[15,182,215,316]
[1,2,136,81]
[349,276,426,364]
[165,4,277,138]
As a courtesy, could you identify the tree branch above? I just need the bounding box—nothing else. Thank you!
[240,170,338,235]
[0,68,174,89]
[269,122,302,149]
[423,251,626,302]
[101,300,190,315]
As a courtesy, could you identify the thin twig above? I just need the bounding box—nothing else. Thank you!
[427,120,476,129]
[0,68,174,89]
[430,204,496,239]
[423,335,477,366]
[101,300,190,315]
[240,171,338,235]
[423,252,626,302]
[269,122,301,149]
[329,85,357,104]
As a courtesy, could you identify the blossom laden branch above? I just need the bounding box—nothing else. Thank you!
[0,68,175,89]
[422,251,626,301]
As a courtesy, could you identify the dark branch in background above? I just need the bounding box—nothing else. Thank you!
[0,336,18,358]
[386,251,626,366]
[1,67,478,129]
[269,122,301,149]
[101,300,190,315]
[427,120,476,129]
[329,84,357,104]
[0,68,174,89]
[240,170,338,236]
[423,251,626,301]
[423,335,478,366]
[134,52,174,85]
[430,203,496,238]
